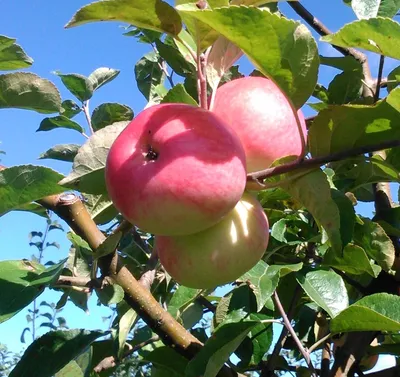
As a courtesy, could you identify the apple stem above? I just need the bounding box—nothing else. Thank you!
[197,52,208,109]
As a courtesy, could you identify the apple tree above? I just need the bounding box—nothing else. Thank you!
[1,1,400,377]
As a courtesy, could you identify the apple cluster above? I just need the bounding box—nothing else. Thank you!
[105,77,306,289]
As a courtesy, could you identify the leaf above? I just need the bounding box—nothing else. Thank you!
[39,144,81,163]
[321,18,400,60]
[186,321,257,377]
[206,35,243,92]
[9,329,106,377]
[88,67,120,92]
[354,217,395,271]
[91,103,133,131]
[331,189,356,247]
[83,193,118,225]
[330,293,400,333]
[60,99,81,118]
[350,0,400,19]
[144,346,188,375]
[177,5,319,108]
[239,260,302,312]
[0,259,66,323]
[327,69,363,105]
[93,232,122,259]
[59,121,128,194]
[13,202,49,218]
[66,0,182,36]
[54,72,93,102]
[168,286,201,318]
[161,84,197,105]
[387,65,400,92]
[282,169,342,253]
[323,244,381,277]
[135,51,167,104]
[55,361,84,377]
[0,72,61,113]
[0,165,65,216]
[96,284,124,305]
[117,308,138,358]
[37,116,84,134]
[0,35,33,70]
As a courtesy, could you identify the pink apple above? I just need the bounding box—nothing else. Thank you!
[156,192,269,288]
[212,76,307,173]
[105,103,247,236]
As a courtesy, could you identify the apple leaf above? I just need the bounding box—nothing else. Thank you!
[350,0,400,19]
[54,72,93,102]
[168,286,201,319]
[354,217,395,271]
[387,65,400,92]
[60,99,81,118]
[55,361,84,377]
[9,329,106,377]
[206,35,243,93]
[83,193,118,225]
[0,259,66,323]
[321,18,400,60]
[135,51,167,104]
[186,321,257,377]
[309,88,400,157]
[66,0,182,36]
[59,121,128,194]
[93,232,122,260]
[117,307,138,358]
[281,169,342,254]
[0,72,61,113]
[330,293,400,333]
[37,116,84,134]
[161,84,197,105]
[0,165,65,217]
[296,269,349,318]
[238,261,303,312]
[323,244,381,277]
[39,144,81,163]
[331,189,356,247]
[0,35,33,70]
[88,67,120,91]
[13,202,49,219]
[177,5,319,108]
[95,283,124,305]
[91,103,134,131]
[144,347,188,375]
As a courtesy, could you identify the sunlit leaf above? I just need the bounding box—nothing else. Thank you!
[0,35,33,70]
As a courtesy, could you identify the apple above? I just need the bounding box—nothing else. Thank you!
[155,192,269,288]
[105,103,247,236]
[212,76,307,173]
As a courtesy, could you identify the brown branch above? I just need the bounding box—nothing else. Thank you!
[247,139,400,184]
[54,275,101,289]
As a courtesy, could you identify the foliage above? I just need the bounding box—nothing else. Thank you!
[1,1,400,377]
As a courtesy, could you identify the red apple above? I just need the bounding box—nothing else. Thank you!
[105,103,247,236]
[156,192,269,288]
[212,76,307,173]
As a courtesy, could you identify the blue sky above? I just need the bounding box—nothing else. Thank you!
[0,0,397,373]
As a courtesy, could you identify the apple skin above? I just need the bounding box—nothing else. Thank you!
[105,103,247,236]
[212,76,307,173]
[155,192,269,288]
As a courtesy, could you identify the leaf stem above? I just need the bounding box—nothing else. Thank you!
[374,55,385,102]
[308,332,332,354]
[82,100,94,134]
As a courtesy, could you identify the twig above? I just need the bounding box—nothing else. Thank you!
[53,275,102,289]
[197,52,208,109]
[82,100,94,134]
[196,295,216,313]
[247,139,400,183]
[374,55,385,102]
[309,333,332,354]
[273,291,316,377]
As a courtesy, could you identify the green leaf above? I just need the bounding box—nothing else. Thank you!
[331,189,356,247]
[91,103,133,131]
[66,0,182,36]
[93,232,122,260]
[354,217,395,271]
[350,0,400,19]
[387,65,400,92]
[88,67,120,92]
[327,69,363,105]
[9,329,106,377]
[39,144,81,163]
[168,286,201,318]
[135,51,167,104]
[0,259,66,323]
[239,261,303,312]
[144,346,188,375]
[59,121,127,194]
[321,18,400,60]
[13,202,49,219]
[96,283,124,305]
[330,293,400,333]
[296,269,349,318]
[37,116,84,134]
[55,361,84,377]
[319,55,363,72]
[0,35,33,70]
[177,5,319,108]
[54,72,93,102]
[83,193,118,225]
[323,244,381,277]
[117,307,138,358]
[60,99,81,118]
[161,84,197,105]
[0,165,65,217]
[282,169,342,253]
[0,72,61,113]
[186,321,257,377]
